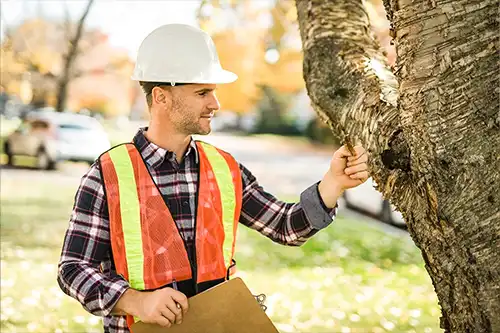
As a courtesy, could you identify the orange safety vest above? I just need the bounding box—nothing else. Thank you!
[99,141,243,329]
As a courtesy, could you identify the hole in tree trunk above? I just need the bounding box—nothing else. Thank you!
[381,129,411,171]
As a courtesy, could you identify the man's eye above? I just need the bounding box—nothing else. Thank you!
[198,92,208,96]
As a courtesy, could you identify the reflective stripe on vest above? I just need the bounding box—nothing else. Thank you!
[100,141,242,293]
[194,141,242,283]
[107,145,145,290]
[197,141,236,270]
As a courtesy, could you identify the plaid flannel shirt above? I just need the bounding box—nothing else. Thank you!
[57,128,337,332]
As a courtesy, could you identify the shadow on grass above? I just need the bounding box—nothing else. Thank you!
[0,163,40,171]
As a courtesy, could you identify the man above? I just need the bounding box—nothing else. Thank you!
[57,24,369,333]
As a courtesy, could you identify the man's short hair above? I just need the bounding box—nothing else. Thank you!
[139,82,189,108]
[139,82,167,108]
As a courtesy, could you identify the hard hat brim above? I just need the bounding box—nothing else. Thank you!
[211,69,238,84]
[131,69,238,84]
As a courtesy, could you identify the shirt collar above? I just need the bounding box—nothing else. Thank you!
[133,127,198,168]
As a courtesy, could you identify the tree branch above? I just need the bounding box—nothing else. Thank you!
[56,0,95,111]
[63,0,73,45]
[296,0,409,201]
[62,0,94,75]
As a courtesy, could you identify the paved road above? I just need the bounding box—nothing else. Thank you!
[0,132,406,235]
[199,133,333,198]
[2,132,331,194]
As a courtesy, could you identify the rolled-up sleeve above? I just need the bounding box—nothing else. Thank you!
[57,162,129,316]
[239,164,337,246]
[300,182,338,229]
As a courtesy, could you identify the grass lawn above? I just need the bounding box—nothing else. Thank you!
[0,168,441,333]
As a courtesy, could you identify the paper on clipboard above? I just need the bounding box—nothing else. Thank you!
[131,277,279,333]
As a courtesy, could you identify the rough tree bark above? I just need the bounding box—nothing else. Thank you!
[296,0,499,332]
[55,0,94,112]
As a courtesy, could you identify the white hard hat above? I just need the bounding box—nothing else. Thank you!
[131,24,237,84]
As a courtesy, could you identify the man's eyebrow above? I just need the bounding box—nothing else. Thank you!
[194,88,215,93]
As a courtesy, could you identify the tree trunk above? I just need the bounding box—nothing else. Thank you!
[296,0,500,332]
[55,0,94,112]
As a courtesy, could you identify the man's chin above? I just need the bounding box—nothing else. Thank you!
[195,126,211,136]
[200,128,212,135]
[186,122,211,136]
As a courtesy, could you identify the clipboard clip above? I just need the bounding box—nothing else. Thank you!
[254,293,267,312]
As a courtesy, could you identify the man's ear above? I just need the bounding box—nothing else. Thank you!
[152,86,169,105]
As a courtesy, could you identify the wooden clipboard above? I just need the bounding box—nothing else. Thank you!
[131,278,279,333]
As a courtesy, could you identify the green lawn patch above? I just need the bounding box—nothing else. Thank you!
[0,170,440,332]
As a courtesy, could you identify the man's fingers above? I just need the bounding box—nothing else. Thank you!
[165,299,183,324]
[346,151,368,166]
[160,307,176,324]
[155,312,173,328]
[335,146,352,158]
[349,171,369,180]
[347,146,366,161]
[170,291,189,314]
[345,163,368,176]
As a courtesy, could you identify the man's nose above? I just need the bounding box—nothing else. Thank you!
[208,93,220,111]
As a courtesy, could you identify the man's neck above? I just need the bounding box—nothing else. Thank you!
[144,123,191,163]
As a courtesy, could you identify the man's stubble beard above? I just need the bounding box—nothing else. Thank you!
[172,100,210,136]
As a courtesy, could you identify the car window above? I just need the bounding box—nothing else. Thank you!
[58,123,93,131]
[31,120,50,130]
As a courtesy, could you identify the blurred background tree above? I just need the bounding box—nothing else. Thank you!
[253,85,301,136]
[0,0,132,115]
[197,0,394,142]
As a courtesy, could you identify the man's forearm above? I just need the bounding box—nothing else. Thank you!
[239,162,337,246]
[111,288,141,316]
[318,170,343,209]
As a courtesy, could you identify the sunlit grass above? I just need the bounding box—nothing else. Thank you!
[0,168,441,332]
[235,217,441,332]
[0,176,102,333]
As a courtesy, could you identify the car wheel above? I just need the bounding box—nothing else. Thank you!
[381,200,393,224]
[46,159,57,170]
[36,149,56,170]
[4,142,13,166]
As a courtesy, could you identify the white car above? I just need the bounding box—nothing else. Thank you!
[343,177,406,228]
[4,109,111,170]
